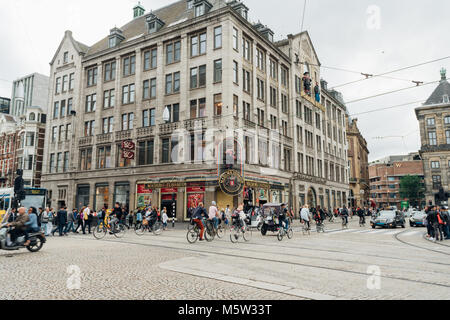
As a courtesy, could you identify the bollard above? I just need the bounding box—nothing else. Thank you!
[172,217,175,228]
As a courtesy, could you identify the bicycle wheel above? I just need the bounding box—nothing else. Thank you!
[230,226,240,243]
[113,224,126,238]
[204,222,215,242]
[135,224,146,236]
[217,225,225,239]
[287,228,294,239]
[93,225,107,240]
[186,229,198,244]
[243,226,252,242]
[277,229,284,241]
[152,222,163,236]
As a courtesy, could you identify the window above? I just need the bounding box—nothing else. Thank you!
[256,48,265,71]
[270,60,278,79]
[446,130,450,144]
[52,127,57,142]
[79,148,92,171]
[165,72,180,94]
[63,52,69,63]
[190,65,206,89]
[191,32,206,57]
[304,106,313,125]
[316,113,321,129]
[97,146,112,169]
[281,120,288,136]
[121,113,134,131]
[123,55,136,76]
[49,154,55,173]
[68,73,75,90]
[281,94,288,113]
[164,104,180,123]
[270,87,277,107]
[243,38,251,61]
[214,26,222,49]
[102,117,114,134]
[142,109,156,127]
[214,59,222,82]
[56,153,62,173]
[281,67,288,87]
[85,94,97,112]
[432,175,441,189]
[117,144,132,168]
[104,89,115,109]
[259,139,268,166]
[284,148,291,171]
[29,113,35,121]
[161,137,179,164]
[63,152,69,172]
[84,120,95,137]
[428,131,437,146]
[295,76,301,94]
[296,100,302,118]
[233,95,239,118]
[122,84,135,104]
[427,118,435,126]
[25,132,34,147]
[66,124,71,140]
[53,101,59,119]
[58,125,65,142]
[243,101,251,121]
[143,48,157,70]
[257,79,265,101]
[55,77,61,94]
[243,70,251,93]
[445,116,450,124]
[138,140,154,165]
[214,94,222,116]
[195,4,205,17]
[62,75,68,92]
[297,125,303,144]
[166,40,181,64]
[233,61,239,84]
[104,61,116,82]
[190,98,206,119]
[233,28,238,51]
[431,161,440,169]
[298,153,304,173]
[270,115,277,130]
[257,109,265,127]
[87,67,98,86]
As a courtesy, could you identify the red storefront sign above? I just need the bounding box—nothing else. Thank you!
[161,188,178,193]
[187,187,205,193]
[137,184,153,194]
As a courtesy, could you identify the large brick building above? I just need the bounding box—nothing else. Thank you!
[369,154,425,209]
[42,0,349,218]
[415,68,450,206]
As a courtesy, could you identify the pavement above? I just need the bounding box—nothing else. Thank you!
[0,218,449,300]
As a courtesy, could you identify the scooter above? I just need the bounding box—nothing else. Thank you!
[0,224,46,252]
[260,213,281,236]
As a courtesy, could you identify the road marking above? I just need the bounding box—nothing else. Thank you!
[383,230,404,235]
[402,231,422,237]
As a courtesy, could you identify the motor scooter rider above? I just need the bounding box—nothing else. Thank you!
[279,203,289,231]
[6,207,30,246]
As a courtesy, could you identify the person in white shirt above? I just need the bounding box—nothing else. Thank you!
[300,205,311,230]
[162,208,169,230]
[209,201,219,229]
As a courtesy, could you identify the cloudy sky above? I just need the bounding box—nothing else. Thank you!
[1,0,449,162]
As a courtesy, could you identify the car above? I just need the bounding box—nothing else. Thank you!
[409,211,427,227]
[370,210,406,229]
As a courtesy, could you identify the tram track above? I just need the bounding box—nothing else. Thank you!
[394,230,450,256]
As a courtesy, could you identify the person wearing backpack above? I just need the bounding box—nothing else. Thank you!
[40,207,50,235]
[436,208,445,242]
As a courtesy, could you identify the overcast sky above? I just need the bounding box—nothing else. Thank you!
[1,0,449,162]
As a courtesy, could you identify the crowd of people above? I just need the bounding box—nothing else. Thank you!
[423,205,450,242]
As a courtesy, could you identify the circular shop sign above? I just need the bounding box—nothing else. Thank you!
[219,169,245,196]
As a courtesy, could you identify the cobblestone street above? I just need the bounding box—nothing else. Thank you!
[1,219,449,300]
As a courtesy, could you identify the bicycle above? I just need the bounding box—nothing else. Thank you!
[341,216,349,229]
[315,220,325,233]
[135,219,163,236]
[230,217,252,243]
[301,220,311,235]
[93,217,126,239]
[277,221,293,241]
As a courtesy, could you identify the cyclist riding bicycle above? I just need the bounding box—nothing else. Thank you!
[145,207,158,229]
[279,204,289,231]
[314,206,325,226]
[300,205,311,230]
[357,207,365,225]
[341,206,349,225]
[109,203,122,232]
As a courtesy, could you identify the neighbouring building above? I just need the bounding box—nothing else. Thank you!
[10,73,49,118]
[369,153,425,209]
[415,68,450,206]
[0,97,10,114]
[42,0,349,218]
[347,118,370,208]
[0,114,19,188]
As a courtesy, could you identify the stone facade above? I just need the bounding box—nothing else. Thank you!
[415,69,450,206]
[41,0,349,218]
[347,118,369,207]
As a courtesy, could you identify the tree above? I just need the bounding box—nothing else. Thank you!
[399,175,425,208]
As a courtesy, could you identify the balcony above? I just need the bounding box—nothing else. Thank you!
[116,130,132,141]
[301,91,326,112]
[79,136,93,146]
[137,126,154,138]
[159,122,180,135]
[184,117,206,131]
[96,133,112,144]
[243,119,256,130]
[282,135,293,145]
[349,177,357,184]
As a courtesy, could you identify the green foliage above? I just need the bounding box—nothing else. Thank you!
[399,175,425,206]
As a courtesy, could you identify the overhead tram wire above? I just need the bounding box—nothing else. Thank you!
[349,100,425,117]
[329,55,450,89]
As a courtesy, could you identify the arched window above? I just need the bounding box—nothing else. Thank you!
[29,113,35,121]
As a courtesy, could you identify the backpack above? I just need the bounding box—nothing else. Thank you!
[41,212,49,223]
[437,213,444,225]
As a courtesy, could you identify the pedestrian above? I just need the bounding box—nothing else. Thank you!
[65,209,76,234]
[162,209,168,230]
[40,207,50,235]
[56,206,68,237]
[136,209,143,228]
[209,201,219,229]
[81,206,91,234]
[436,208,445,242]
[128,210,134,228]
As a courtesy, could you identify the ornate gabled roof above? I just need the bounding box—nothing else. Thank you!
[424,68,450,106]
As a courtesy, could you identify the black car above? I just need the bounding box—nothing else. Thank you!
[370,210,406,229]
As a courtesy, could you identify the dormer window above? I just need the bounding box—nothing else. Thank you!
[443,94,449,104]
[230,1,249,21]
[146,14,165,34]
[187,0,194,9]
[194,0,212,17]
[63,52,69,63]
[109,27,125,48]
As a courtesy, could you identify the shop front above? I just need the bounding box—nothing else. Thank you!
[161,188,178,219]
[94,183,109,211]
[244,180,270,208]
[114,182,130,210]
[186,185,205,220]
[136,183,153,208]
